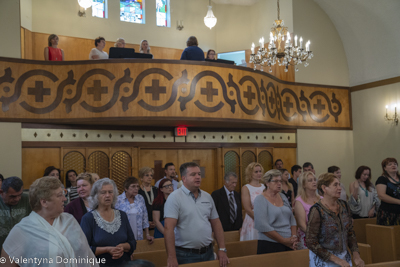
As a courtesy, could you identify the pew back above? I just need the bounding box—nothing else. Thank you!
[222,230,240,243]
[353,218,376,243]
[135,238,165,253]
[132,250,167,267]
[366,224,400,263]
[356,243,372,264]
[365,261,400,267]
[225,240,257,258]
[181,249,309,267]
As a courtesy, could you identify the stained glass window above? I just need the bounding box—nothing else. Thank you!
[92,0,107,18]
[120,0,145,24]
[156,0,170,27]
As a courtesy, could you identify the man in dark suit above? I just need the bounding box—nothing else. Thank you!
[211,172,242,232]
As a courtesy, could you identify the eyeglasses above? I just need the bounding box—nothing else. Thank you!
[270,180,283,184]
[162,184,173,189]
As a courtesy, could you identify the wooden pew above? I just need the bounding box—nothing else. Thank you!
[365,261,400,267]
[135,238,165,253]
[366,224,400,263]
[355,243,372,265]
[224,240,257,258]
[223,230,240,243]
[180,249,309,267]
[132,250,167,267]
[353,218,376,243]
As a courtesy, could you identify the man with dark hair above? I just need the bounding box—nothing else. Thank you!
[0,174,4,189]
[303,162,315,174]
[211,172,242,232]
[274,159,283,169]
[155,163,178,190]
[164,162,229,267]
[290,165,302,197]
[0,176,31,249]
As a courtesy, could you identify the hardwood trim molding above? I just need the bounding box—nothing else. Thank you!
[350,76,400,92]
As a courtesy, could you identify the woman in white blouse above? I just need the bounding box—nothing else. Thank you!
[89,36,109,60]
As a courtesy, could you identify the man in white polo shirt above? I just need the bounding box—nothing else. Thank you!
[164,162,229,267]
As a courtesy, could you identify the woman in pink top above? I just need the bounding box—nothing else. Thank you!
[294,171,321,249]
[44,34,64,61]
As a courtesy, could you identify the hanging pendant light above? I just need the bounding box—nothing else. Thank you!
[204,0,217,30]
[78,0,92,9]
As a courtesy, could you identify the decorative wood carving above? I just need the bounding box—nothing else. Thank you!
[0,58,351,129]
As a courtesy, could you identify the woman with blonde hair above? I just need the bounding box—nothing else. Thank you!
[64,172,95,224]
[240,162,265,241]
[139,40,151,54]
[114,38,126,48]
[280,168,295,208]
[294,171,321,250]
[138,167,158,229]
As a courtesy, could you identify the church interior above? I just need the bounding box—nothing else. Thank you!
[0,0,399,195]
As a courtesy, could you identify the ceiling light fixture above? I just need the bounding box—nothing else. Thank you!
[204,0,217,30]
[250,0,313,72]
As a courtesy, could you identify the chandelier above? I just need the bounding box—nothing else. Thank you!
[204,0,217,30]
[249,0,313,72]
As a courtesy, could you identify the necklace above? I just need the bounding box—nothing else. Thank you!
[141,185,154,205]
[387,175,400,185]
[358,182,369,197]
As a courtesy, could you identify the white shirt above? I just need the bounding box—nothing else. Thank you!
[89,48,109,60]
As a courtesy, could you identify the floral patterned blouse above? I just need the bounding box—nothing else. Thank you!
[305,199,359,262]
[115,192,149,240]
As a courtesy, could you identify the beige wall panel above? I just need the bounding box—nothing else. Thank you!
[297,129,354,196]
[139,149,179,182]
[352,82,400,184]
[0,122,22,179]
[22,147,60,188]
[272,148,297,172]
[0,0,21,58]
[178,149,217,194]
[293,0,349,87]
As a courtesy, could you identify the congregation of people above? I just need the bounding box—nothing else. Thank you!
[44,34,217,62]
[1,157,400,267]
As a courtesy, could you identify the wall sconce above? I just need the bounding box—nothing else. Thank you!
[78,0,92,17]
[177,20,184,31]
[385,104,399,125]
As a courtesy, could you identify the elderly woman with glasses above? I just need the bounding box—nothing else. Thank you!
[152,179,174,238]
[1,176,98,266]
[254,169,297,255]
[81,178,136,267]
[115,177,154,243]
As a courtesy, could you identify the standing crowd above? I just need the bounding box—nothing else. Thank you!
[0,157,399,267]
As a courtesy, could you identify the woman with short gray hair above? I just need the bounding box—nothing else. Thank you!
[254,169,297,254]
[81,178,136,266]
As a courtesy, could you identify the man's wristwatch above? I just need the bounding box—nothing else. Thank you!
[219,248,227,253]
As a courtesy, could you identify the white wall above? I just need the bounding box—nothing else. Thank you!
[293,0,349,87]
[352,83,400,182]
[215,0,293,52]
[20,0,32,31]
[0,123,22,178]
[0,0,21,58]
[31,0,217,52]
[297,129,355,193]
